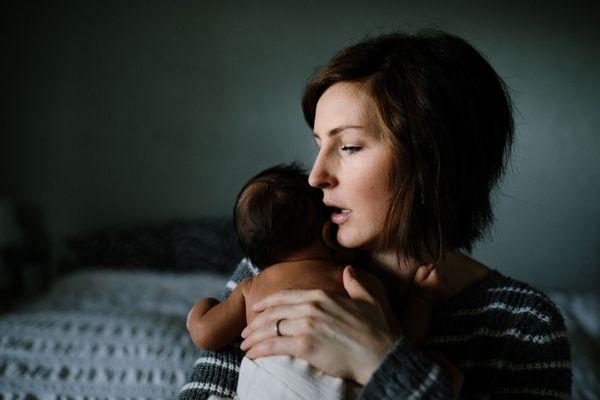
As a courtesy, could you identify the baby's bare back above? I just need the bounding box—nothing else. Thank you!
[244,260,348,325]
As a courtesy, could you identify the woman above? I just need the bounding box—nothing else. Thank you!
[180,29,571,399]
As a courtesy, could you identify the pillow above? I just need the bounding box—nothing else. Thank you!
[63,217,243,275]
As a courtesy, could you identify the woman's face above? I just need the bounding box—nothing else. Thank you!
[308,82,395,250]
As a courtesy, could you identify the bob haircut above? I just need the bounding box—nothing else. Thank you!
[302,29,515,262]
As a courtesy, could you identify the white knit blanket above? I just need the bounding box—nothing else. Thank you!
[0,268,227,399]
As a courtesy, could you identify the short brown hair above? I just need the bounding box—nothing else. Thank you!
[302,29,515,262]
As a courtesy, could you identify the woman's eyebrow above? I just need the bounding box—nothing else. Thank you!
[312,125,363,139]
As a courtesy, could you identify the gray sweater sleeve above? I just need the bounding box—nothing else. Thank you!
[178,259,257,400]
[358,336,454,399]
[358,286,572,400]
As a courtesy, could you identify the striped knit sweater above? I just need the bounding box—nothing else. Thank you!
[178,259,572,399]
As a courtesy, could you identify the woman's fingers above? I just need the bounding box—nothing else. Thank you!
[243,289,338,338]
[240,317,323,358]
[342,266,378,304]
[244,335,309,360]
[240,323,278,350]
[252,289,332,312]
[239,293,396,384]
[241,316,321,350]
[242,301,328,338]
[240,303,331,350]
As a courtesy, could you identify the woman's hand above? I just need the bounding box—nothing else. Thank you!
[239,266,400,385]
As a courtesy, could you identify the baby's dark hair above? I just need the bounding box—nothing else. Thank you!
[233,163,329,269]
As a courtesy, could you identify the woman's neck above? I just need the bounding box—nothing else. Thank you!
[368,250,422,303]
[368,248,490,309]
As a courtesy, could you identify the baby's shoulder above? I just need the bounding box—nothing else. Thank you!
[252,260,346,294]
[236,275,255,294]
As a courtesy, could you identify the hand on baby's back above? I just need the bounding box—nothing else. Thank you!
[246,261,403,337]
[244,260,348,325]
[187,260,401,352]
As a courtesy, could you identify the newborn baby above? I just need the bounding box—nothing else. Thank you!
[186,163,462,400]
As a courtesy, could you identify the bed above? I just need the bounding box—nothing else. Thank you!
[0,218,598,399]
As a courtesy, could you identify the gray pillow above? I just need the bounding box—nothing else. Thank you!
[63,217,243,275]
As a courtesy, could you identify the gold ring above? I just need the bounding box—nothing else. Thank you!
[275,319,284,337]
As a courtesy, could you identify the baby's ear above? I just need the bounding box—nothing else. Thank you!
[322,221,341,249]
[186,308,194,332]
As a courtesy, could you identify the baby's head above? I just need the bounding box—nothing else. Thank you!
[233,163,332,269]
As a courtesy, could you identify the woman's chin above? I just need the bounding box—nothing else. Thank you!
[336,229,364,249]
[336,225,380,252]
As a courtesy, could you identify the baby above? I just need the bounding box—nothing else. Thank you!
[186,163,462,400]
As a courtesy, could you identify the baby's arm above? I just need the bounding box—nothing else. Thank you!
[186,277,250,351]
[186,298,220,332]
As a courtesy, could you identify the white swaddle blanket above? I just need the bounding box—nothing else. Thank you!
[233,355,361,400]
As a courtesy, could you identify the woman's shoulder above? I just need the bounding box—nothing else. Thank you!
[440,267,567,330]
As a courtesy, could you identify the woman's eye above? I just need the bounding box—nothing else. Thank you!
[340,145,362,154]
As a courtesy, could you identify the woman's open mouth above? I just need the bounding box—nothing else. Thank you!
[331,208,352,224]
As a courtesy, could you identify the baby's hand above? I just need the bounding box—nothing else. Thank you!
[412,264,449,305]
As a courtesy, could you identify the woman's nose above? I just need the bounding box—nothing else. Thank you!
[308,153,336,189]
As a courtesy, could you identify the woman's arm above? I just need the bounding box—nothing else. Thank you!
[358,337,455,399]
[362,313,571,399]
[241,265,571,399]
[399,264,464,399]
[240,265,457,397]
[239,266,401,383]
[178,258,257,400]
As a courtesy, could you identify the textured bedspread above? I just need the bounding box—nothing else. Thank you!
[0,269,227,399]
[0,269,598,399]
[547,290,600,400]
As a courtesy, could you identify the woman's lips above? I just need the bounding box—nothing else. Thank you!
[331,209,352,224]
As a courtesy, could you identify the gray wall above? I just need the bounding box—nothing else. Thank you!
[2,1,599,290]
